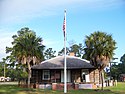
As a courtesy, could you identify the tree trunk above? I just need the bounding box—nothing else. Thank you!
[101,70,104,90]
[94,70,95,83]
[99,70,101,85]
[27,62,31,88]
[23,67,27,85]
[28,69,31,88]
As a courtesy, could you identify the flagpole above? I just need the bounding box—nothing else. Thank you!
[64,9,67,94]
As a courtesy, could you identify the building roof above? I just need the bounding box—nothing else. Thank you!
[31,56,95,69]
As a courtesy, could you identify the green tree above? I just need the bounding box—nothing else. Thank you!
[84,31,116,90]
[58,43,84,57]
[0,60,5,77]
[58,47,70,56]
[6,27,45,87]
[120,54,125,66]
[0,58,7,78]
[111,64,121,80]
[70,43,84,57]
[119,54,125,74]
[44,48,56,60]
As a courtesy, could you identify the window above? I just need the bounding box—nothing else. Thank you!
[51,70,61,83]
[42,70,50,80]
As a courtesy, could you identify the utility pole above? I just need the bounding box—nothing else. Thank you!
[4,63,5,82]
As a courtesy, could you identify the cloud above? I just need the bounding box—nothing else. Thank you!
[1,0,124,25]
[0,0,82,24]
[42,39,61,47]
[0,29,16,61]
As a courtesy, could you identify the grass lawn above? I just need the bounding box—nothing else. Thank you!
[0,82,125,94]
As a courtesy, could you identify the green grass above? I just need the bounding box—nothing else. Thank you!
[0,82,125,94]
[104,82,125,94]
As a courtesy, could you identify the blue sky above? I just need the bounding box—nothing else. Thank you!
[0,0,125,63]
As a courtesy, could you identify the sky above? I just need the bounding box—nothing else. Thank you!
[0,0,125,63]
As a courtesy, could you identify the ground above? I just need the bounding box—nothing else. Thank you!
[0,82,125,94]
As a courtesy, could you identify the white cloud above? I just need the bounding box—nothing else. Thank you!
[42,39,60,47]
[1,0,124,25]
[0,29,16,61]
[0,0,82,24]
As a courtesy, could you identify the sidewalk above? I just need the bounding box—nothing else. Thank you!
[0,82,18,85]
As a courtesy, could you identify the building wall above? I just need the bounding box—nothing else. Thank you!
[89,69,99,83]
[31,69,97,84]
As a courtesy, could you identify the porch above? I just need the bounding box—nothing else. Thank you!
[30,82,97,90]
[31,69,92,84]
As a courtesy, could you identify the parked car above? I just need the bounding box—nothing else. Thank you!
[0,76,11,82]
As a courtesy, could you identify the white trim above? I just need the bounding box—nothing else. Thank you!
[40,56,90,64]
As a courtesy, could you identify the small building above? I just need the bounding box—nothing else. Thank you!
[31,56,99,89]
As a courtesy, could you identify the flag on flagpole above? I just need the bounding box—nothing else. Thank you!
[63,9,67,94]
[63,10,66,38]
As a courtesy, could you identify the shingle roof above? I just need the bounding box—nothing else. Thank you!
[31,56,95,69]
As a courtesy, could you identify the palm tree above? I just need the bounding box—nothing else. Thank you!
[83,31,116,90]
[6,27,45,87]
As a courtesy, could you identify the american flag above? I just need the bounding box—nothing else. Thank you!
[63,10,66,37]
